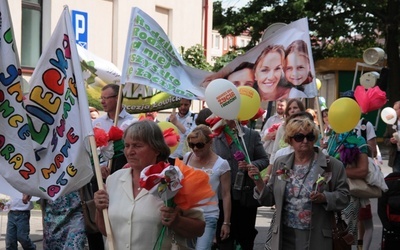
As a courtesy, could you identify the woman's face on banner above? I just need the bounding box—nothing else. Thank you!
[285,53,310,86]
[227,68,255,88]
[254,51,283,94]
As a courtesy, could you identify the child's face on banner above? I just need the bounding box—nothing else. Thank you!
[285,53,310,86]
[254,51,283,94]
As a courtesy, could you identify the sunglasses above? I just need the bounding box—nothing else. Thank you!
[291,132,316,142]
[188,142,206,149]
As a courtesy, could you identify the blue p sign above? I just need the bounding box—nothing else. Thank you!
[72,10,88,48]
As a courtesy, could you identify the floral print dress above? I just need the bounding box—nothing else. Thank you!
[42,190,87,249]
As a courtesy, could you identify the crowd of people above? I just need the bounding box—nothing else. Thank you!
[2,80,399,250]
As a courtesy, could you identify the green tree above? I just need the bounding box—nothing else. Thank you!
[213,0,400,105]
[179,44,212,71]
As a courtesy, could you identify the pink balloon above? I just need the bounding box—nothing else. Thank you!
[354,85,387,113]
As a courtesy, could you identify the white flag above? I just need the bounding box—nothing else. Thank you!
[24,6,94,200]
[0,0,39,198]
[120,7,211,100]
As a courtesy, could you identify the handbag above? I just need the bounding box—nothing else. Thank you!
[347,178,382,198]
[346,157,383,199]
[332,212,354,250]
[79,183,99,233]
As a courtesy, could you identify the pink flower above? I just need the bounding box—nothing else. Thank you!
[268,123,281,133]
[234,151,245,161]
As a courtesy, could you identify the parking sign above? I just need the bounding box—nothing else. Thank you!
[72,10,88,48]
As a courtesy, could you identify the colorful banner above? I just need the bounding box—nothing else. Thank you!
[22,6,94,200]
[0,0,38,199]
[120,7,212,100]
[77,44,180,113]
[121,7,317,102]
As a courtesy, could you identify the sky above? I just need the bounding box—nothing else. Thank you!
[217,0,251,9]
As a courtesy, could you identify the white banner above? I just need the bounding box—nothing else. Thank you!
[121,8,317,102]
[121,7,212,100]
[23,6,94,200]
[0,0,39,199]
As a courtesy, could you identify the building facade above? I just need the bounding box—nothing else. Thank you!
[10,0,213,99]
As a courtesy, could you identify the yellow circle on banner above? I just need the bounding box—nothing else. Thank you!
[328,98,361,133]
[237,86,261,121]
[158,121,179,154]
[316,78,322,90]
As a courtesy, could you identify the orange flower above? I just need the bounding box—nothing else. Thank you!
[173,159,215,210]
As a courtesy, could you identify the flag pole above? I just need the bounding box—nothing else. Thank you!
[63,5,115,249]
[315,96,324,140]
[89,137,115,250]
[107,83,123,172]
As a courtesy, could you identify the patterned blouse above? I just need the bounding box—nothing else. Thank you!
[282,160,317,229]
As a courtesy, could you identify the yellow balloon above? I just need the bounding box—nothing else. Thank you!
[237,86,261,121]
[328,98,361,133]
[158,121,179,154]
[316,78,322,90]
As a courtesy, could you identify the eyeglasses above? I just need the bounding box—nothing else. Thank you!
[99,95,117,101]
[188,142,206,149]
[291,132,316,142]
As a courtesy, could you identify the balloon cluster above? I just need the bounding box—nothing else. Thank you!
[204,79,261,121]
[326,73,388,133]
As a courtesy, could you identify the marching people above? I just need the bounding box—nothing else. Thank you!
[212,119,268,250]
[94,120,205,249]
[249,115,350,250]
[3,194,36,250]
[184,125,232,250]
[168,98,198,160]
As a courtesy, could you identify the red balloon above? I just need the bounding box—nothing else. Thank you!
[354,85,387,113]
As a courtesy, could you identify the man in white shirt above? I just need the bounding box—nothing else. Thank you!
[92,84,134,132]
[4,194,36,250]
[168,98,197,159]
[90,84,134,250]
[92,84,134,176]
[260,99,287,158]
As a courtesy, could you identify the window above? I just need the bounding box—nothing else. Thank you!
[223,37,227,50]
[21,0,42,68]
[213,34,220,49]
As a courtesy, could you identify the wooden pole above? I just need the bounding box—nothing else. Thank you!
[89,136,115,250]
[315,96,325,140]
[107,85,123,171]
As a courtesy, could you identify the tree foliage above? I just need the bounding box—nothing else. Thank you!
[213,0,400,105]
[179,44,212,71]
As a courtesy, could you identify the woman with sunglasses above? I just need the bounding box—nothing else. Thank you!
[183,125,232,250]
[248,116,350,250]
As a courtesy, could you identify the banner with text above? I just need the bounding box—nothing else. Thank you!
[0,0,39,199]
[77,44,180,113]
[120,7,212,100]
[23,7,94,200]
[121,7,317,103]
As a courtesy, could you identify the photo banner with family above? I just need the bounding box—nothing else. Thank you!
[0,4,94,200]
[121,7,317,103]
[211,17,318,102]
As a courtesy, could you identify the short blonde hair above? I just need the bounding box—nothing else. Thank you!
[284,116,319,144]
[187,124,212,143]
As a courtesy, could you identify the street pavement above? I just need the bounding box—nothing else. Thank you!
[0,160,394,250]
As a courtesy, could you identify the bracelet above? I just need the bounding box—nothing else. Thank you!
[223,222,231,226]
[265,174,270,179]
